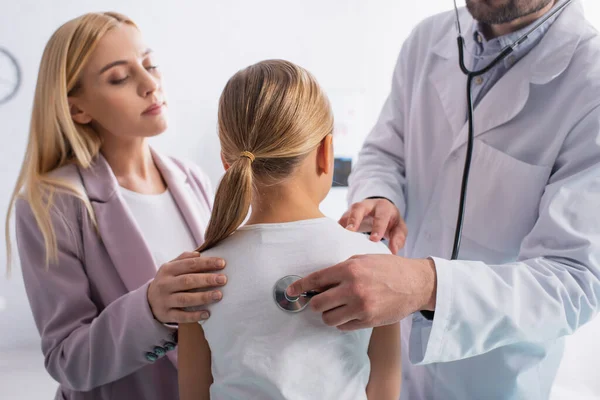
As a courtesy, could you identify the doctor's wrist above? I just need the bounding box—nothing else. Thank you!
[420,257,437,312]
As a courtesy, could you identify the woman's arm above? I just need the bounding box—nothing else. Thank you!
[15,196,178,391]
[178,323,213,400]
[366,323,402,400]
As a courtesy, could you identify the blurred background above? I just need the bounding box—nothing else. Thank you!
[1,1,600,398]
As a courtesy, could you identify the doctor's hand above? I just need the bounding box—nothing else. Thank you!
[286,255,437,331]
[147,252,227,324]
[339,198,407,254]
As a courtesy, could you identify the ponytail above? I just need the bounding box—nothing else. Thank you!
[196,60,333,252]
[196,155,254,252]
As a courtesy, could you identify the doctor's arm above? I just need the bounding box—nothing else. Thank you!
[348,42,408,212]
[342,43,411,252]
[178,323,212,400]
[411,107,600,365]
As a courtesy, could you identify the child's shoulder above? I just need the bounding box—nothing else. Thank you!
[197,230,245,259]
[319,219,392,256]
[199,217,393,258]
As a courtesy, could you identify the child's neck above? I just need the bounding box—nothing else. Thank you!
[245,184,325,225]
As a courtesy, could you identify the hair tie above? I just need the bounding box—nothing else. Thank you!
[239,151,255,163]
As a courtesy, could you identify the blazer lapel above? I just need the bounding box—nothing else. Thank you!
[151,149,206,247]
[78,153,158,293]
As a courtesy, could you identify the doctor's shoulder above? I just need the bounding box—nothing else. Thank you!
[399,8,458,47]
[388,8,457,76]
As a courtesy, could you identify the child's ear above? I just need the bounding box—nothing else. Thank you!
[220,152,231,171]
[67,97,93,125]
[317,134,334,175]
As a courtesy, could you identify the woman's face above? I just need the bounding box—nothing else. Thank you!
[68,23,167,140]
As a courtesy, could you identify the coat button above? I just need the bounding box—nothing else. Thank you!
[145,352,158,362]
[154,346,166,357]
[164,342,177,352]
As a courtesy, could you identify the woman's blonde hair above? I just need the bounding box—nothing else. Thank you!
[5,12,137,274]
[197,60,334,252]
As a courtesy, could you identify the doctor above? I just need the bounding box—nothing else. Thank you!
[287,0,600,399]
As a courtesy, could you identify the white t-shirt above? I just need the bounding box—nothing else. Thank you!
[200,217,391,400]
[119,187,197,268]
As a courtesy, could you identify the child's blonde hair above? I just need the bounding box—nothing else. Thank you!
[197,60,334,252]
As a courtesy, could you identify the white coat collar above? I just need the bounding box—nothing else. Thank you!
[432,1,584,84]
[428,1,586,153]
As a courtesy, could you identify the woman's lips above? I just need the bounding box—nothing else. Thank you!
[142,102,165,116]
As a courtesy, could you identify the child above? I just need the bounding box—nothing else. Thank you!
[178,60,401,399]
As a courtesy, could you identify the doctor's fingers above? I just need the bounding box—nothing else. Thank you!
[339,211,374,233]
[342,202,373,232]
[369,205,396,242]
[286,263,348,298]
[321,305,357,328]
[310,285,350,313]
[169,273,228,293]
[386,222,407,254]
[162,256,226,277]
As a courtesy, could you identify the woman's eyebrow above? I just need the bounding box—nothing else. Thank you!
[98,49,153,75]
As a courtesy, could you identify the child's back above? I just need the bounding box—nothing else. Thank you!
[178,59,401,400]
[201,218,390,400]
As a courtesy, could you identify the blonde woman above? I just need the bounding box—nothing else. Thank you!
[6,12,227,399]
[178,60,402,400]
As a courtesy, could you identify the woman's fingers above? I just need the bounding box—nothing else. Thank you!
[169,290,223,310]
[166,256,226,276]
[169,273,227,293]
[166,309,211,324]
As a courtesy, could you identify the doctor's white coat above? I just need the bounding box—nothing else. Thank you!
[348,2,600,399]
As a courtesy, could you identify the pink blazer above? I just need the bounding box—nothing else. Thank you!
[15,148,213,400]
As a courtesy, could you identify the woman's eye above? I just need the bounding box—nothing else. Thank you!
[146,65,159,71]
[110,76,129,85]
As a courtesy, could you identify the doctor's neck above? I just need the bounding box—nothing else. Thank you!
[479,0,555,39]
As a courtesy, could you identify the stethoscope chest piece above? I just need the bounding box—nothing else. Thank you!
[273,275,311,313]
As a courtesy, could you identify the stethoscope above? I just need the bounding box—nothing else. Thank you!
[275,0,574,314]
[273,275,319,313]
[421,0,574,320]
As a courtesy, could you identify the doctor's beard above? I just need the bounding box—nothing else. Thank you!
[465,0,555,25]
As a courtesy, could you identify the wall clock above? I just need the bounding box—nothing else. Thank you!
[0,47,22,105]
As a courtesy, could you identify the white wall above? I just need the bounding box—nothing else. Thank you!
[1,1,599,398]
[0,0,428,346]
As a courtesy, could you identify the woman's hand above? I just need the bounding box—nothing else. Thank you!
[147,252,227,324]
